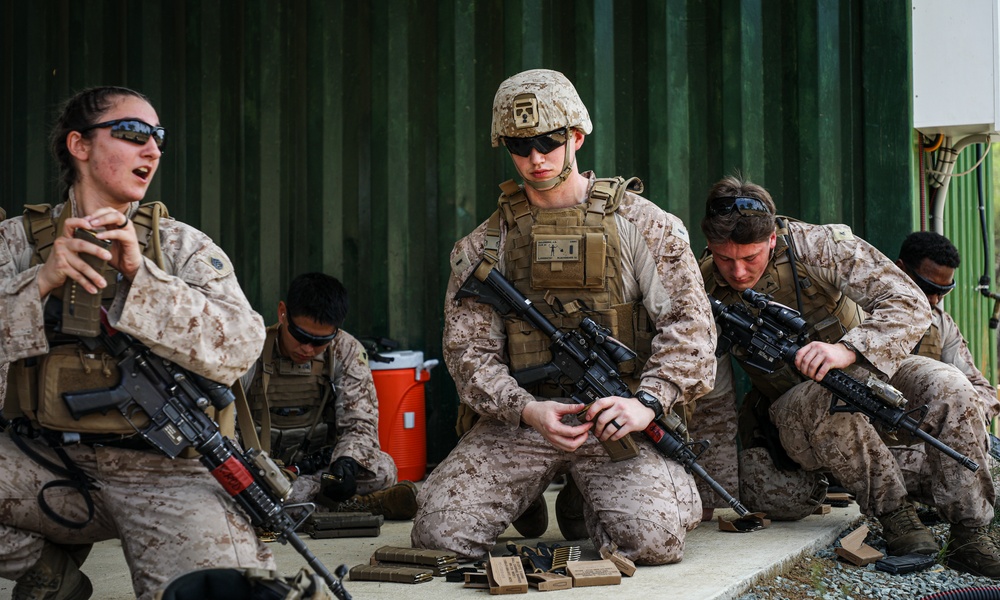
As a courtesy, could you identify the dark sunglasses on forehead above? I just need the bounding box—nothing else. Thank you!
[502,128,569,157]
[80,119,167,149]
[707,196,772,218]
[905,264,957,297]
[286,315,338,347]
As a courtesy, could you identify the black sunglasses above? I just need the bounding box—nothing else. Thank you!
[905,264,956,297]
[707,196,772,218]
[81,119,167,149]
[502,128,569,157]
[286,315,338,347]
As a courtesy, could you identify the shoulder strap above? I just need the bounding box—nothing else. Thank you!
[22,202,169,269]
[257,326,280,453]
[589,176,643,222]
[700,252,719,296]
[497,179,533,237]
[775,216,805,313]
[133,201,169,269]
[232,379,263,451]
[483,210,504,267]
[23,204,60,266]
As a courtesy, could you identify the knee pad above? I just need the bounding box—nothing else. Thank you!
[604,517,684,565]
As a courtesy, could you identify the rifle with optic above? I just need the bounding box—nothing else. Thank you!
[710,288,978,472]
[457,260,749,517]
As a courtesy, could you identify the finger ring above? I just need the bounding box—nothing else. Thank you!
[610,419,622,431]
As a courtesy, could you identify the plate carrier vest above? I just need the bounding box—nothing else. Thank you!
[245,325,338,465]
[5,202,236,445]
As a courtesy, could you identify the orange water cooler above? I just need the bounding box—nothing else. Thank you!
[370,351,439,482]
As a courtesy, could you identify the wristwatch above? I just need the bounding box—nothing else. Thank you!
[840,340,861,360]
[634,391,664,421]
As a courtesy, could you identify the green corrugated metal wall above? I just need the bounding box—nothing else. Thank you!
[1,0,994,465]
[938,145,998,386]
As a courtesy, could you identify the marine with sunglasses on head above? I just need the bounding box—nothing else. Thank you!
[692,174,1000,577]
[411,69,716,565]
[0,86,275,599]
[238,272,417,521]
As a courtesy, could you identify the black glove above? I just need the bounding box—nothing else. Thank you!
[321,456,360,502]
[295,448,334,476]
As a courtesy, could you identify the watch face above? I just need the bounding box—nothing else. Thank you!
[636,392,661,417]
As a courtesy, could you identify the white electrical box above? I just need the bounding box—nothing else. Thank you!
[912,0,1000,136]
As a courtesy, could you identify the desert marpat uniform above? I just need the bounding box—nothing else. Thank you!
[699,219,952,519]
[0,196,274,599]
[412,173,716,564]
[891,305,998,527]
[242,325,397,504]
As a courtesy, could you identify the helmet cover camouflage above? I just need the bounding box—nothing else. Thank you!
[491,69,593,147]
[738,447,829,521]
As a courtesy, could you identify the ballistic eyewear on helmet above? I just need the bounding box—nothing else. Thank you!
[707,196,772,218]
[502,128,569,157]
[80,119,167,149]
[286,315,338,347]
[905,265,957,297]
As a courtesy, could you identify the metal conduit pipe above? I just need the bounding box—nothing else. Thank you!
[931,134,993,234]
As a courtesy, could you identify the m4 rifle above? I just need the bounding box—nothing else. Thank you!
[457,260,749,517]
[61,310,352,599]
[710,288,978,472]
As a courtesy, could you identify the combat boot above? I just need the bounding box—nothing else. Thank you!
[323,480,418,519]
[555,475,588,540]
[877,502,938,556]
[12,543,93,600]
[946,523,1000,578]
[511,496,549,538]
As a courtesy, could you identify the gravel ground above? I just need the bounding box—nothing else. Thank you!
[735,510,1000,600]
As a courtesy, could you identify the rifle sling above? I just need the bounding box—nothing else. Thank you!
[8,427,98,529]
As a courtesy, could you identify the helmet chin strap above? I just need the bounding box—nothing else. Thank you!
[519,140,575,191]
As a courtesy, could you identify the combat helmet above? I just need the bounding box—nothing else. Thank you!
[491,69,592,190]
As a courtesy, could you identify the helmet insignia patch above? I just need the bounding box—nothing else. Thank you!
[513,93,539,129]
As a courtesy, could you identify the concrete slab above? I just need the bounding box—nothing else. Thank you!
[0,490,861,600]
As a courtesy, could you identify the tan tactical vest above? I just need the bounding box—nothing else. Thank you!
[485,178,654,387]
[702,217,865,401]
[912,319,943,361]
[6,202,235,446]
[245,325,337,465]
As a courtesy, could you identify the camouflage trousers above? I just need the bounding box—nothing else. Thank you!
[887,357,995,528]
[411,416,701,565]
[681,392,739,510]
[770,355,993,520]
[285,449,398,504]
[0,434,275,600]
[0,362,7,411]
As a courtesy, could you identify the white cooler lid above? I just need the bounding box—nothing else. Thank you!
[369,350,425,371]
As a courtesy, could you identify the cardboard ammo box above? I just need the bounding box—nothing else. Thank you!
[464,571,490,589]
[599,545,636,577]
[486,555,528,594]
[835,524,884,566]
[526,572,572,591]
[565,560,621,587]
